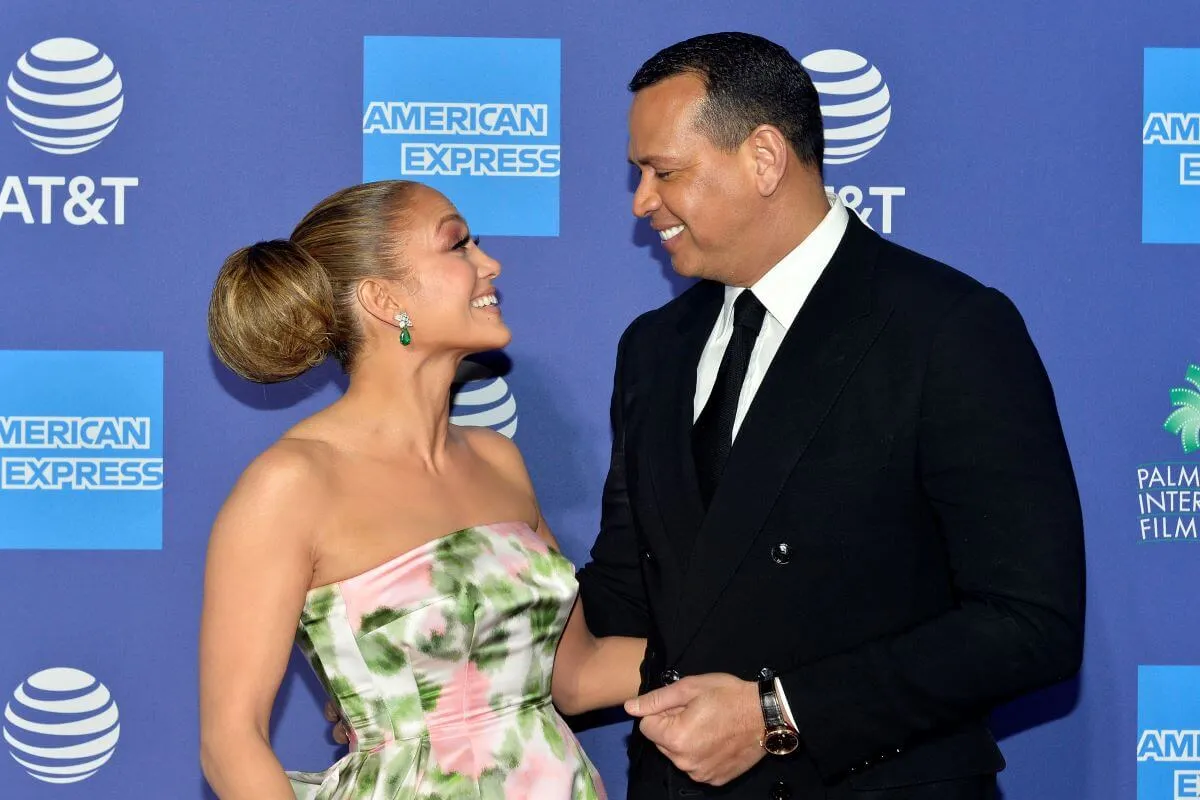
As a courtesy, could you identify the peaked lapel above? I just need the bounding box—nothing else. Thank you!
[643,281,723,577]
[668,215,892,658]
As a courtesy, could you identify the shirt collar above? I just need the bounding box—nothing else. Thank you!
[722,192,850,331]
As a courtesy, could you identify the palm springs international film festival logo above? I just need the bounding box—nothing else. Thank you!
[363,36,560,237]
[0,351,163,549]
[1142,48,1200,244]
[1137,364,1200,542]
[1137,666,1200,800]
[802,48,905,236]
[451,359,518,439]
[1,37,138,226]
[3,667,119,785]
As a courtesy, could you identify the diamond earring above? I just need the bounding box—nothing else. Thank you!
[394,311,412,346]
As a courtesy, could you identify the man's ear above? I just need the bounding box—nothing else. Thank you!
[747,124,789,197]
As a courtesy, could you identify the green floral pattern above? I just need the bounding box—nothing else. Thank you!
[286,523,605,800]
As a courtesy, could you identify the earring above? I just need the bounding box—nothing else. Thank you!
[393,311,412,346]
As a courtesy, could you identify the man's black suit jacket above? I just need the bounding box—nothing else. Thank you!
[577,215,1085,799]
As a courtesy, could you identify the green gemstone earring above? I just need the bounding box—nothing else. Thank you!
[394,311,413,346]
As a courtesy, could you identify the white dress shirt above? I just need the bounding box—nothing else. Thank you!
[693,193,850,429]
[691,192,850,729]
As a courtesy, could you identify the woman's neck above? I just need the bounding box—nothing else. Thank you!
[334,351,463,470]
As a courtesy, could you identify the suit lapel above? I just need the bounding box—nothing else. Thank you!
[644,281,723,575]
[668,215,892,658]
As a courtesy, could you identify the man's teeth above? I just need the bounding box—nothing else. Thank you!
[471,295,499,309]
[659,224,685,242]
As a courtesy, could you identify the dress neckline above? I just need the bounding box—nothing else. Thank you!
[306,521,539,596]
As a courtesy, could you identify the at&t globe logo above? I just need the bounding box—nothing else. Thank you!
[451,361,518,439]
[6,37,124,155]
[1,37,138,226]
[3,667,120,784]
[802,49,891,165]
[802,48,904,235]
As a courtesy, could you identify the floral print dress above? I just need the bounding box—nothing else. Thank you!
[286,523,606,800]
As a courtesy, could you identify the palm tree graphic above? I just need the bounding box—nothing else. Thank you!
[1164,364,1200,453]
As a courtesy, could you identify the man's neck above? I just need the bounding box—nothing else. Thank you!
[730,182,832,287]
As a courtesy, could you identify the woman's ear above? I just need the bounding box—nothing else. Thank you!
[356,278,402,327]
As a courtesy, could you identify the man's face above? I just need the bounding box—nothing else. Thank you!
[628,74,756,282]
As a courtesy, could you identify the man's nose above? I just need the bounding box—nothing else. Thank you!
[632,174,660,218]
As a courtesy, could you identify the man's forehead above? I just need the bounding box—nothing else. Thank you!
[627,133,685,162]
[639,71,708,98]
[628,102,701,162]
[630,79,704,122]
[632,78,704,120]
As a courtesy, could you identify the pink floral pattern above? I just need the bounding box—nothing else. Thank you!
[286,524,605,800]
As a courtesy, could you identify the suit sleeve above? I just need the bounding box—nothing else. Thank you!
[575,318,652,638]
[779,286,1086,779]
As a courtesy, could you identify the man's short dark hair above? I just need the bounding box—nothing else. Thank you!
[629,32,824,173]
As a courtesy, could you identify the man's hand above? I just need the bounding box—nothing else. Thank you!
[624,673,765,786]
[324,700,350,745]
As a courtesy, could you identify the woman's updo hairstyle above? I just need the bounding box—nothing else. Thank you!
[207,180,420,383]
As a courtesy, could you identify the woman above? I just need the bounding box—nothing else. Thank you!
[199,180,644,799]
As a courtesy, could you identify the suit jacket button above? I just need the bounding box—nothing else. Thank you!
[770,543,792,565]
[641,548,653,561]
[661,669,681,685]
[769,780,792,800]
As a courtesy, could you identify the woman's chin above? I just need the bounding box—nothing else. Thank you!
[471,324,512,351]
[490,327,514,349]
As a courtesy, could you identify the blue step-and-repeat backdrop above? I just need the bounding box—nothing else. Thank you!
[2,1,1200,797]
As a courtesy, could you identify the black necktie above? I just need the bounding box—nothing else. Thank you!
[693,290,767,508]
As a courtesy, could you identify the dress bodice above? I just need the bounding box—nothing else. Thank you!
[286,523,604,800]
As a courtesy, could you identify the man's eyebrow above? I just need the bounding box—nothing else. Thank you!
[628,154,676,167]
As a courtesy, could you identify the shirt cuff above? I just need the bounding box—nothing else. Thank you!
[774,677,798,730]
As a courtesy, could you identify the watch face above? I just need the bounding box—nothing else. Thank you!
[764,728,800,756]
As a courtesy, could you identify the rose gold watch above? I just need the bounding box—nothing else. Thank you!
[758,678,800,756]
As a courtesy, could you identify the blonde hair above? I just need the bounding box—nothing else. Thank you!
[207,180,420,382]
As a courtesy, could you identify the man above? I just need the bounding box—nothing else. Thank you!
[574,32,1085,799]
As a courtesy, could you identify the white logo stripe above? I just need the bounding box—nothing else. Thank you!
[811,67,883,96]
[9,750,114,777]
[5,95,123,132]
[3,723,119,760]
[820,84,890,118]
[7,73,123,108]
[14,53,114,86]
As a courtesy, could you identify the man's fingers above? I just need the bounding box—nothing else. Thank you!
[651,740,687,767]
[642,712,701,759]
[653,743,699,776]
[639,711,688,751]
[332,722,350,745]
[625,680,694,717]
[323,700,339,722]
[638,713,669,744]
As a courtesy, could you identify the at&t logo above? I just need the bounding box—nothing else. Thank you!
[3,667,120,784]
[451,360,518,439]
[802,48,904,235]
[2,37,138,226]
[7,37,124,154]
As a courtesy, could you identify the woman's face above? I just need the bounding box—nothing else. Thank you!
[394,187,510,355]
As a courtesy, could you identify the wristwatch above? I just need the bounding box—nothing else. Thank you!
[758,678,800,756]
